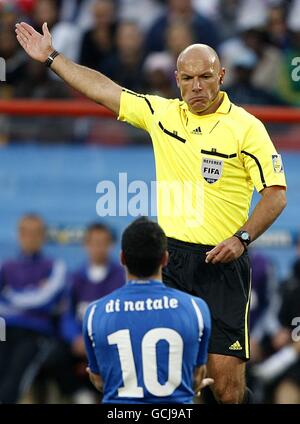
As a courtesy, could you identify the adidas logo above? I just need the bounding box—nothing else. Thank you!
[191,126,202,135]
[229,340,242,351]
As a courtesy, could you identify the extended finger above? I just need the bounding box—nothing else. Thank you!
[20,22,39,36]
[42,22,51,36]
[15,29,28,44]
[214,248,236,263]
[205,245,222,263]
[211,248,228,264]
[217,244,243,263]
[16,23,31,40]
[16,34,25,48]
[16,23,38,40]
[16,33,28,48]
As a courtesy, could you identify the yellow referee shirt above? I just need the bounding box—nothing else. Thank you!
[118,89,287,245]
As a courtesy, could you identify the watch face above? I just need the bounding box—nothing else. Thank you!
[240,232,250,242]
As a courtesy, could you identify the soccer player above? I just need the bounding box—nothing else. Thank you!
[82,217,211,404]
[15,22,287,403]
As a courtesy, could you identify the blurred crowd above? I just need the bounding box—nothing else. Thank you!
[0,212,299,403]
[0,0,299,405]
[1,0,300,107]
[0,214,125,404]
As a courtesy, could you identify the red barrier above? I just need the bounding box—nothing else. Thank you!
[0,100,300,122]
[0,100,115,118]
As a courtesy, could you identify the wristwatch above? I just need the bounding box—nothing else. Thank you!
[233,230,251,247]
[45,50,60,68]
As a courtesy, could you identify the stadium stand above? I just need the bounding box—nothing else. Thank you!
[0,0,300,404]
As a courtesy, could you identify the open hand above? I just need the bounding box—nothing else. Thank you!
[205,236,245,264]
[15,22,54,63]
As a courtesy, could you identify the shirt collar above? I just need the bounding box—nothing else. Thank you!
[18,251,43,262]
[127,279,163,286]
[180,91,232,115]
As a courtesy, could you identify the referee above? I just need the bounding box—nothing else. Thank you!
[16,22,287,404]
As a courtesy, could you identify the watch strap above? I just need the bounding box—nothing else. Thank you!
[45,50,60,68]
[233,231,251,247]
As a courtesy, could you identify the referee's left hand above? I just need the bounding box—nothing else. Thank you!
[205,237,245,264]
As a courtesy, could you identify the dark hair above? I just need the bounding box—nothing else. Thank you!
[121,217,167,278]
[85,222,116,242]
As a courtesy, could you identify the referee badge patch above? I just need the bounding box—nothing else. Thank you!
[272,154,283,173]
[201,158,223,184]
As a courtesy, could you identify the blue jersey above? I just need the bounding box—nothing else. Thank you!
[83,280,211,404]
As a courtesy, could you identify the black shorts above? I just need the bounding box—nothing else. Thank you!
[163,238,251,361]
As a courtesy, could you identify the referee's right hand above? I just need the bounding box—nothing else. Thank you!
[15,22,54,63]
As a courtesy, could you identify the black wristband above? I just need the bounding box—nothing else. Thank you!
[233,230,251,246]
[45,50,60,68]
[233,235,247,252]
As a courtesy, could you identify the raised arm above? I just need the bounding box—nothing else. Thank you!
[15,22,122,115]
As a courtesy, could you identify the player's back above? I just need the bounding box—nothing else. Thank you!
[83,279,211,404]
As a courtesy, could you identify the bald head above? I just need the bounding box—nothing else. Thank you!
[177,44,221,72]
[175,44,225,115]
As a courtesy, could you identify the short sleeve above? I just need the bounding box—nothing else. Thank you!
[82,303,100,374]
[193,299,211,366]
[241,118,287,192]
[118,89,161,132]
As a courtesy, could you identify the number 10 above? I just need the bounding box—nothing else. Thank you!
[107,327,183,397]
